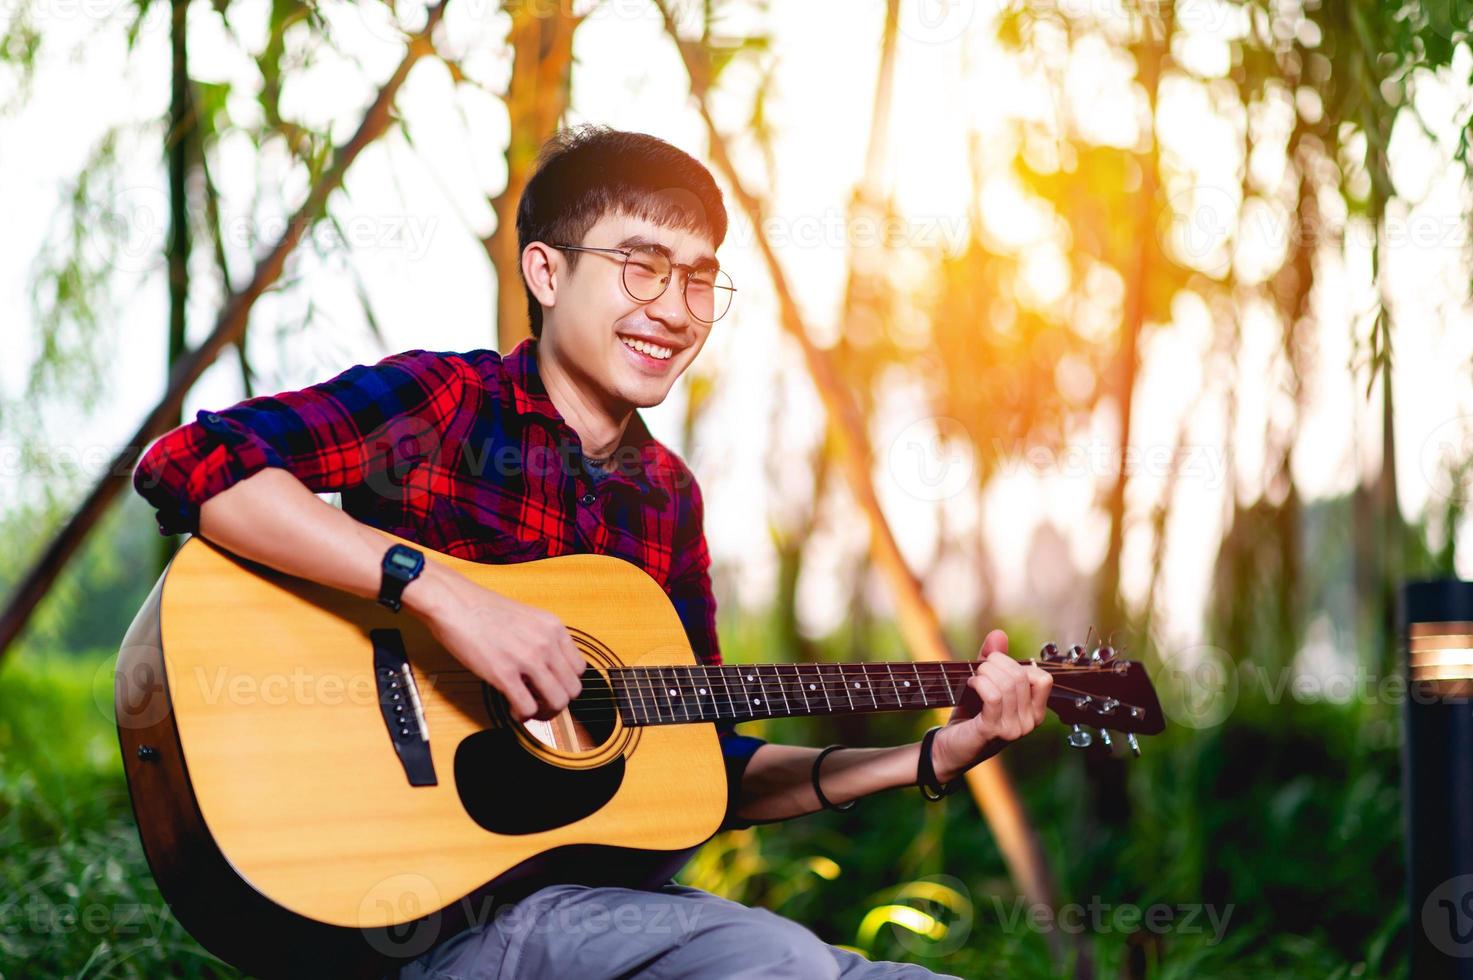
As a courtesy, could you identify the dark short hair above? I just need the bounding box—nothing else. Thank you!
[516,125,728,338]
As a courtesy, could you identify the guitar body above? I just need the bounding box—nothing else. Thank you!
[115,533,726,978]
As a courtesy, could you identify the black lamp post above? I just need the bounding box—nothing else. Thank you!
[1403,580,1473,977]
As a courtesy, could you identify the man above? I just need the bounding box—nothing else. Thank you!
[133,124,1052,979]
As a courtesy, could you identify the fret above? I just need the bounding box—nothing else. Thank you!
[941,665,968,705]
[692,667,710,720]
[922,665,952,707]
[760,666,783,719]
[718,665,740,720]
[854,660,872,707]
[711,665,731,721]
[638,668,662,724]
[800,663,830,715]
[794,665,812,714]
[616,670,641,726]
[911,663,928,707]
[883,662,903,709]
[737,667,767,718]
[663,667,691,722]
[732,667,749,721]
[648,668,674,723]
[824,663,847,712]
[836,664,856,711]
[682,666,700,721]
[775,665,799,715]
[814,664,833,714]
[769,667,793,716]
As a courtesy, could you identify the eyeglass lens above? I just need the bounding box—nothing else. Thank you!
[621,245,733,323]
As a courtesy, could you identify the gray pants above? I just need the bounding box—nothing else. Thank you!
[393,882,960,980]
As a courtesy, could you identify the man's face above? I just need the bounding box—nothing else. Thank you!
[539,211,718,414]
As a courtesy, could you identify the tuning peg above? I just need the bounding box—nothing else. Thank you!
[1067,724,1093,749]
[1040,642,1060,662]
[1091,645,1115,664]
[1126,733,1141,757]
[1066,644,1086,664]
[1099,729,1114,751]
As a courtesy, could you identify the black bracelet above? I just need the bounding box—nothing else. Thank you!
[811,745,856,812]
[918,726,964,801]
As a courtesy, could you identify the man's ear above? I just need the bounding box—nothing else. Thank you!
[522,242,560,311]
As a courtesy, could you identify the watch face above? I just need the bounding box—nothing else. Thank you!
[389,551,420,572]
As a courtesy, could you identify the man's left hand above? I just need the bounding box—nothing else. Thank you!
[928,630,1053,785]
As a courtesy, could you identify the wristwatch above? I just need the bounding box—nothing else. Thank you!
[378,544,425,612]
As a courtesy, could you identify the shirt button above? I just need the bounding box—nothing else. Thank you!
[580,493,596,506]
[205,413,220,422]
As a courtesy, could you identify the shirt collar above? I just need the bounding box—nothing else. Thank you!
[501,337,670,505]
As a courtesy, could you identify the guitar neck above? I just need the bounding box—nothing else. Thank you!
[608,661,990,727]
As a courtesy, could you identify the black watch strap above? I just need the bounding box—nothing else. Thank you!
[378,544,425,613]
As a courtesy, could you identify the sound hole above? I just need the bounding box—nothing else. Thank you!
[522,666,618,754]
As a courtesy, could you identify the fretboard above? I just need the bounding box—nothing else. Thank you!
[608,662,983,727]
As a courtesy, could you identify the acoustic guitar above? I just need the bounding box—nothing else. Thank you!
[114,532,1164,978]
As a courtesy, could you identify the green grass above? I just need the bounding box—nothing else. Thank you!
[0,639,1407,979]
[0,650,239,979]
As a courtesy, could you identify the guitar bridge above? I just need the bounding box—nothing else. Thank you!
[371,628,437,786]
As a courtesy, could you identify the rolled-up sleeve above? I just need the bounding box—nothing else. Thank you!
[132,349,473,535]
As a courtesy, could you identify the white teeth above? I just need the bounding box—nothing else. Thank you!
[620,336,673,360]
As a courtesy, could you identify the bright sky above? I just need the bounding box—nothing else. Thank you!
[3,0,1471,656]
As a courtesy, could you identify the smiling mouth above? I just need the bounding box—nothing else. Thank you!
[618,335,678,360]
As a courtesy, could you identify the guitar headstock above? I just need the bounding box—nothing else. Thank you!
[1031,642,1166,755]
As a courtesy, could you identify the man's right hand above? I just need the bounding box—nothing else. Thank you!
[405,561,585,722]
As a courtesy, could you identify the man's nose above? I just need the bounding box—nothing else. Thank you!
[644,273,691,328]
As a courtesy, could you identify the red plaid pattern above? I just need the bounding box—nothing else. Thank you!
[132,338,721,667]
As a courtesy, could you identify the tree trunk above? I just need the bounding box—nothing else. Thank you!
[160,0,194,577]
[1095,7,1172,632]
[484,5,578,350]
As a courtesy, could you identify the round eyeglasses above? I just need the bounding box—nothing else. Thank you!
[549,242,735,324]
